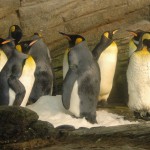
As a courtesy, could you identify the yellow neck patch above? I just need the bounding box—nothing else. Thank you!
[129,40,137,50]
[16,45,22,52]
[75,38,83,44]
[11,26,15,32]
[137,47,149,56]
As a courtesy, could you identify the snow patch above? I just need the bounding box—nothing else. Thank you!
[27,95,138,129]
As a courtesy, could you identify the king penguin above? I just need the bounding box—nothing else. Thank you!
[0,46,28,105]
[15,41,37,106]
[0,25,23,72]
[0,38,13,72]
[0,40,36,106]
[60,32,100,124]
[92,30,118,106]
[59,32,86,79]
[127,32,150,120]
[20,33,54,103]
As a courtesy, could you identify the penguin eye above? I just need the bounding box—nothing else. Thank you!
[75,38,83,44]
[11,26,16,32]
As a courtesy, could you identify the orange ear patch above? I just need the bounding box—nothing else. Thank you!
[75,38,83,44]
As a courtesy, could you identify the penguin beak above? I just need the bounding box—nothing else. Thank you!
[59,32,71,41]
[127,30,138,37]
[29,40,38,46]
[113,29,118,34]
[1,39,13,45]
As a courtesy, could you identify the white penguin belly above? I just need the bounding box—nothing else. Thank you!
[127,54,150,112]
[69,81,80,117]
[9,56,36,106]
[0,50,7,71]
[98,44,118,101]
[63,50,69,79]
[9,90,15,105]
[20,56,36,107]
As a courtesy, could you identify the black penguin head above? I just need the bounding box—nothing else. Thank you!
[9,25,22,45]
[103,29,118,40]
[0,38,13,47]
[34,32,42,37]
[127,29,145,45]
[59,32,85,47]
[16,40,38,54]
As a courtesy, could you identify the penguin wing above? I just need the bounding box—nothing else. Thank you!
[62,68,78,109]
[7,59,26,105]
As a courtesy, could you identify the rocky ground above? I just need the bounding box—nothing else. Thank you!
[0,104,150,150]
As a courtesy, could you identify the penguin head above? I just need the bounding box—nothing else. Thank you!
[136,32,150,52]
[34,32,42,38]
[127,29,145,46]
[59,32,85,47]
[103,29,118,40]
[0,38,13,47]
[9,25,22,45]
[141,33,150,49]
[16,40,38,54]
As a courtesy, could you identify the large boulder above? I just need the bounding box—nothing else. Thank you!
[0,106,39,141]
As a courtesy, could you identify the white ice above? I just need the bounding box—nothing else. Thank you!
[27,95,138,129]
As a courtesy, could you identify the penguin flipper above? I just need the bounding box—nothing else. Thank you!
[92,36,112,60]
[8,75,25,106]
[62,68,78,109]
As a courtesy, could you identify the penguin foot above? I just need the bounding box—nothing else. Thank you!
[134,111,150,121]
[80,113,97,124]
[134,111,141,119]
[97,100,108,108]
[26,100,34,105]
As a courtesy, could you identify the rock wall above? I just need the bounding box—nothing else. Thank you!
[0,0,150,103]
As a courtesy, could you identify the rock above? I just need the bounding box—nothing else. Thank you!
[0,106,56,149]
[31,120,54,137]
[0,106,38,141]
[56,125,75,131]
[0,0,20,19]
[0,106,38,127]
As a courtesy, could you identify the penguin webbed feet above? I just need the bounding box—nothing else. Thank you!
[80,113,97,124]
[70,113,97,124]
[97,100,108,108]
[134,111,150,121]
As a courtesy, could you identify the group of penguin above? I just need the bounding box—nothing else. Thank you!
[0,25,54,107]
[1,25,150,124]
